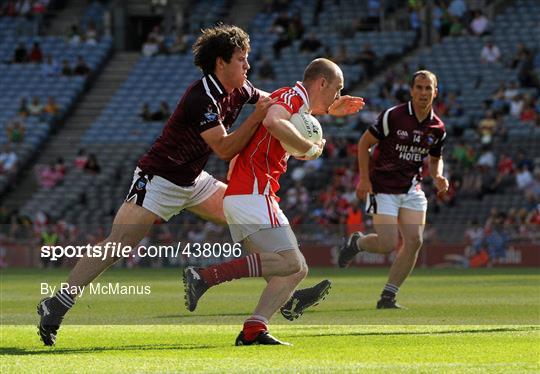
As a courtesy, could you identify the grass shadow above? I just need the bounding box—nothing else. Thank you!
[1,342,219,356]
[298,326,539,338]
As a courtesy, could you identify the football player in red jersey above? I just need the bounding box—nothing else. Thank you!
[184,59,365,345]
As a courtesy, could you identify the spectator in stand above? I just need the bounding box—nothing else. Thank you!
[299,32,322,53]
[356,104,379,131]
[29,42,43,63]
[345,205,364,235]
[478,110,497,144]
[448,0,467,20]
[74,56,91,76]
[31,0,47,35]
[515,150,533,171]
[357,43,377,76]
[61,59,72,76]
[28,96,44,118]
[139,103,152,121]
[480,40,501,64]
[157,40,169,55]
[18,98,30,117]
[74,149,88,169]
[42,55,60,76]
[509,94,524,118]
[2,1,17,17]
[515,165,534,191]
[510,43,531,70]
[43,96,60,120]
[333,44,353,65]
[504,80,519,101]
[68,24,82,45]
[6,120,25,144]
[520,101,537,123]
[272,31,292,59]
[517,49,540,89]
[85,22,98,45]
[13,43,28,63]
[142,36,159,57]
[497,152,515,176]
[39,163,64,189]
[148,25,165,44]
[477,144,495,169]
[470,10,489,36]
[271,11,290,35]
[84,153,101,174]
[449,16,465,36]
[495,151,515,189]
[0,144,18,175]
[485,223,509,264]
[151,101,170,121]
[169,34,188,54]
[452,140,476,171]
[257,57,275,81]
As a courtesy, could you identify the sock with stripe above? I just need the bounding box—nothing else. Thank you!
[50,289,75,315]
[242,315,268,341]
[199,253,261,287]
[380,283,399,300]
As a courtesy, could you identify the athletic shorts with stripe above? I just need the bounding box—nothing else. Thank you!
[223,194,299,253]
[365,187,427,217]
[125,167,220,221]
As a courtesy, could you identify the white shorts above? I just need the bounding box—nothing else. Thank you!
[223,194,299,252]
[125,167,220,221]
[365,188,427,217]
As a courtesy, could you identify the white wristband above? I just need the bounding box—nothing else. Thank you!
[304,143,319,158]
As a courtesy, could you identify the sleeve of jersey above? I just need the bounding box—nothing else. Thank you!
[243,79,261,104]
[429,129,447,157]
[274,92,302,114]
[368,110,389,140]
[188,96,222,133]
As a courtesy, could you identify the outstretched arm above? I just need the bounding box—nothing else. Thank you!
[328,95,365,116]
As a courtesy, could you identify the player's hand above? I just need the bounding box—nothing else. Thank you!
[328,96,365,117]
[296,139,326,161]
[355,178,372,201]
[434,175,449,198]
[251,96,278,123]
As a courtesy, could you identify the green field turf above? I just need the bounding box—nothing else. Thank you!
[1,268,539,372]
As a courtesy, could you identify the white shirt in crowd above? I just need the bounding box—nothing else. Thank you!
[481,44,501,63]
[516,169,533,190]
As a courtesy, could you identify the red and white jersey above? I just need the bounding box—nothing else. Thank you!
[225,82,309,200]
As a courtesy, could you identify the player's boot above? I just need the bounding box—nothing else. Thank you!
[280,279,332,321]
[337,231,363,268]
[376,297,407,309]
[235,331,291,346]
[37,297,66,346]
[183,266,209,312]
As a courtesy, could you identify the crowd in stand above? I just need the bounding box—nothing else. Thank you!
[36,148,101,190]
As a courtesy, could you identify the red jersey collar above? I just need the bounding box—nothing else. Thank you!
[293,81,310,109]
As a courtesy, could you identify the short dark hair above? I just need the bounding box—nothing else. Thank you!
[192,24,250,75]
[303,58,340,84]
[411,70,438,88]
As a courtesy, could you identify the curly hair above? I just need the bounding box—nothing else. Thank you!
[192,25,250,75]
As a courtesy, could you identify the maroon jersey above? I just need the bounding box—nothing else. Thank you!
[137,74,260,186]
[368,101,446,194]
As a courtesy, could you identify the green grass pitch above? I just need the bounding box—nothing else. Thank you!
[1,267,539,373]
